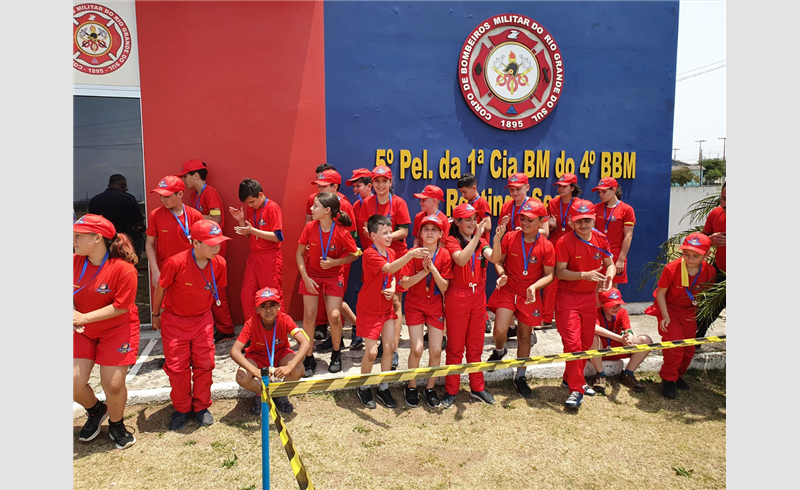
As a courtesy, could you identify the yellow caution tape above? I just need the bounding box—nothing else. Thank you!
[262,381,315,490]
[268,335,726,397]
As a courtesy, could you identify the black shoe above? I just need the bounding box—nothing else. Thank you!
[195,409,214,427]
[329,350,342,373]
[274,396,294,414]
[391,351,399,371]
[314,324,327,341]
[108,422,136,450]
[404,386,419,407]
[375,388,398,408]
[424,388,441,408]
[213,331,235,343]
[303,355,317,377]
[514,377,533,398]
[565,391,583,408]
[318,336,345,353]
[250,397,262,416]
[79,401,108,442]
[350,336,365,350]
[469,390,495,405]
[357,388,376,409]
[506,326,517,339]
[662,380,678,399]
[676,377,690,390]
[441,393,456,409]
[487,347,507,362]
[168,411,191,431]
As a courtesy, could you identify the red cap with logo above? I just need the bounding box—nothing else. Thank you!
[189,219,231,246]
[570,199,596,220]
[419,212,445,231]
[413,185,445,202]
[592,177,619,192]
[311,169,342,186]
[345,168,373,186]
[598,287,626,308]
[371,165,393,180]
[176,159,206,176]
[517,199,547,219]
[679,232,712,255]
[453,202,479,219]
[255,287,283,308]
[504,172,529,188]
[73,214,116,240]
[553,173,578,186]
[150,175,186,196]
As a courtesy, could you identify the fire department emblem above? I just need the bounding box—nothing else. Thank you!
[458,14,563,131]
[73,4,132,75]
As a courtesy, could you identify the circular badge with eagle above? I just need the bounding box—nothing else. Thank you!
[73,3,132,75]
[458,14,564,131]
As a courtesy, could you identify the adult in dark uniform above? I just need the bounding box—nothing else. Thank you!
[88,174,146,256]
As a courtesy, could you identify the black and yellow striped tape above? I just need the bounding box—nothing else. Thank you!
[262,382,315,490]
[268,335,725,397]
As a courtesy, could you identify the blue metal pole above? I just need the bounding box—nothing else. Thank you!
[261,376,269,490]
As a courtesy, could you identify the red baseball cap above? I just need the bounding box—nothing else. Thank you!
[311,169,342,186]
[505,172,529,188]
[592,177,619,192]
[190,219,231,246]
[73,214,116,239]
[679,232,712,255]
[255,287,283,308]
[371,165,393,180]
[553,173,578,186]
[150,175,185,196]
[413,185,445,202]
[419,213,445,231]
[571,199,596,220]
[598,287,626,308]
[176,159,206,176]
[453,202,478,219]
[345,168,373,186]
[518,199,547,219]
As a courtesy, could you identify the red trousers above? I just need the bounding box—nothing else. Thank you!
[444,285,486,395]
[656,305,697,382]
[241,248,283,321]
[541,277,558,323]
[161,309,215,413]
[555,288,596,393]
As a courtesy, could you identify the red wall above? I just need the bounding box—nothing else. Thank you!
[136,1,326,322]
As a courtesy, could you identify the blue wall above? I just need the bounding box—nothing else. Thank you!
[325,1,679,303]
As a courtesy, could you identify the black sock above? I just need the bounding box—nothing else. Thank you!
[109,418,123,427]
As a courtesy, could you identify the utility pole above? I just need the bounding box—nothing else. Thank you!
[696,140,706,185]
[718,137,726,160]
[673,148,679,160]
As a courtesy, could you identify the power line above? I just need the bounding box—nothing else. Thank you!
[677,64,725,82]
[677,59,725,76]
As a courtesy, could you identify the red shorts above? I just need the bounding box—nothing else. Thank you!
[74,321,140,366]
[356,311,398,340]
[298,274,345,298]
[404,294,445,330]
[487,286,544,327]
[245,350,293,369]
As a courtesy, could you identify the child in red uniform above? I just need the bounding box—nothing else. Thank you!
[498,172,534,231]
[151,220,231,430]
[487,200,555,398]
[400,213,453,408]
[592,177,636,284]
[229,178,285,319]
[355,215,428,409]
[297,192,359,376]
[555,199,616,409]
[345,168,374,350]
[177,159,235,342]
[145,175,204,290]
[411,185,450,247]
[73,214,138,449]
[358,165,412,370]
[231,287,311,415]
[647,232,716,399]
[457,173,492,333]
[543,173,582,326]
[441,203,497,408]
[589,288,652,394]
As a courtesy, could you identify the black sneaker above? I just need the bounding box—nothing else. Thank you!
[78,401,108,442]
[317,337,345,353]
[561,380,596,396]
[250,397,262,416]
[303,355,317,377]
[350,336,365,350]
[404,386,420,407]
[195,409,214,426]
[314,324,327,340]
[470,390,495,405]
[391,351,399,370]
[676,377,690,390]
[168,411,191,431]
[441,392,456,409]
[424,388,441,408]
[662,380,678,399]
[506,325,517,339]
[514,377,533,398]
[329,350,342,373]
[487,347,507,362]
[213,331,235,343]
[357,388,377,409]
[108,422,136,450]
[565,391,583,408]
[375,388,398,408]
[485,319,492,333]
[274,396,294,414]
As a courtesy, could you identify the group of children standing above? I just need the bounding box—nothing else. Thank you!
[73,160,723,449]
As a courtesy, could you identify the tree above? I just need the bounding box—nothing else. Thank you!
[671,167,698,186]
[700,157,726,184]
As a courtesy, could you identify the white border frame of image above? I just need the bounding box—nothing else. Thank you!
[73,83,140,98]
